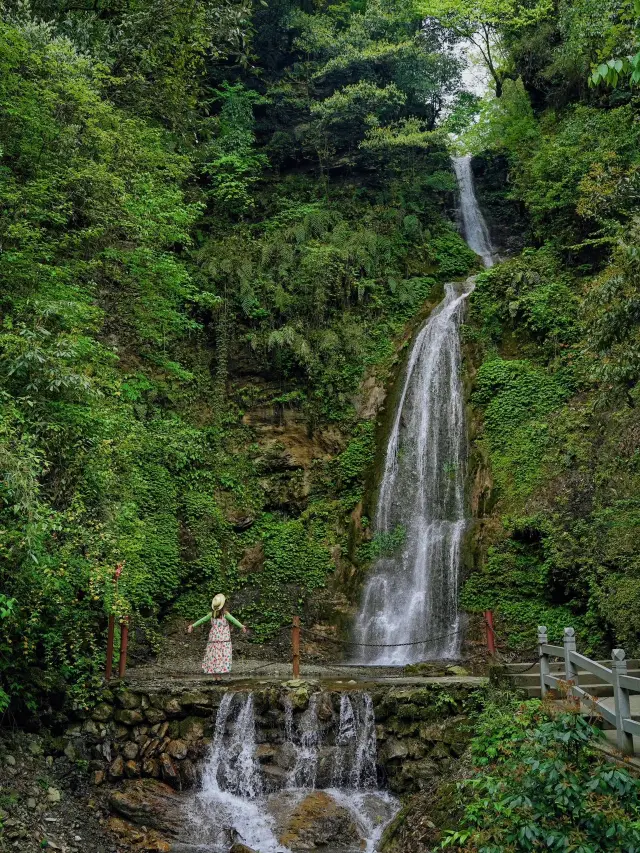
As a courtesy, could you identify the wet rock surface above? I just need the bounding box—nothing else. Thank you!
[0,681,479,851]
[109,779,185,836]
[278,791,363,851]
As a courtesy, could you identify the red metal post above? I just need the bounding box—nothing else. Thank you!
[118,618,130,678]
[292,616,301,679]
[105,614,116,681]
[485,610,496,656]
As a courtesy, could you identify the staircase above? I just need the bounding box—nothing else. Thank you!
[503,660,640,700]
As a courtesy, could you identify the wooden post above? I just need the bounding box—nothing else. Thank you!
[292,615,301,679]
[105,614,116,681]
[563,627,577,701]
[612,648,634,756]
[484,610,496,656]
[538,625,548,698]
[118,618,130,678]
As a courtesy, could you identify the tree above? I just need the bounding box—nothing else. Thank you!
[589,0,640,88]
[420,0,553,96]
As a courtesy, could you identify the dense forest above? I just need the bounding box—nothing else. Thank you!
[1,0,640,722]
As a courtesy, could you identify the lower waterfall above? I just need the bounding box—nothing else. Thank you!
[186,691,398,853]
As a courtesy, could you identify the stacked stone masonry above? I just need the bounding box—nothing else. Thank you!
[66,681,480,795]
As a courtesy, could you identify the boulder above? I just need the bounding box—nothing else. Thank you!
[117,689,142,710]
[123,741,139,761]
[163,698,182,717]
[92,702,114,722]
[125,760,141,778]
[180,692,211,713]
[167,739,188,760]
[109,779,184,836]
[389,758,439,794]
[145,707,167,724]
[115,709,145,725]
[151,722,170,739]
[180,758,198,788]
[142,758,161,778]
[159,752,180,787]
[107,816,172,852]
[109,755,125,780]
[179,717,205,742]
[279,791,363,851]
[446,665,469,677]
[273,742,297,770]
[316,693,334,722]
[380,738,408,763]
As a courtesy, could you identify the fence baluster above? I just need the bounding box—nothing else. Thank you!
[538,626,549,698]
[612,649,634,756]
[563,627,577,701]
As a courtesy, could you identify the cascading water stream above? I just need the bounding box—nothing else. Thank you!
[452,155,496,268]
[186,691,397,853]
[353,157,495,665]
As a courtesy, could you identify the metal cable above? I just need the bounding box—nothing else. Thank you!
[299,625,465,649]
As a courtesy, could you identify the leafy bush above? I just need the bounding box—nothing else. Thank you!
[442,696,640,852]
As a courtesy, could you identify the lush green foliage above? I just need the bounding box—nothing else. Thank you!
[442,696,640,852]
[456,0,640,655]
[0,0,473,711]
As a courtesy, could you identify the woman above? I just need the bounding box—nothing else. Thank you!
[187,594,247,681]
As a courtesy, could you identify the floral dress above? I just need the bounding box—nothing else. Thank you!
[192,611,244,675]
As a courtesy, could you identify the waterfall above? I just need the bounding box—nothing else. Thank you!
[332,694,377,789]
[190,693,281,852]
[353,158,494,665]
[187,690,396,853]
[452,155,496,267]
[286,693,320,789]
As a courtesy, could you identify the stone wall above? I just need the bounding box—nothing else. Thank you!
[65,679,483,798]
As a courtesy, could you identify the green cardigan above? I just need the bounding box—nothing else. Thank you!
[192,611,244,629]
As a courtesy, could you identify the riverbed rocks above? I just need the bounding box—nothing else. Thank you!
[109,779,184,836]
[279,791,363,851]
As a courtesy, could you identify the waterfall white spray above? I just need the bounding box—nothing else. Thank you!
[353,157,494,665]
[286,693,320,789]
[190,693,283,852]
[332,694,377,789]
[188,690,395,852]
[353,283,473,663]
[452,155,496,267]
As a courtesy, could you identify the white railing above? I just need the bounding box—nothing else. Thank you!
[538,626,640,756]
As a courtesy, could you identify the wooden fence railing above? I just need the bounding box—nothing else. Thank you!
[538,626,640,756]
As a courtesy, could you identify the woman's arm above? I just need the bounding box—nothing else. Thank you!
[225,612,245,630]
[187,611,212,633]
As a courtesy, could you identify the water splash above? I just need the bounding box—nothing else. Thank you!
[452,155,496,267]
[351,694,377,789]
[286,693,320,789]
[187,691,397,853]
[353,282,474,664]
[190,693,282,852]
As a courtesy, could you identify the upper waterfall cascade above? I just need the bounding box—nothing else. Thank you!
[353,156,495,665]
[452,155,496,267]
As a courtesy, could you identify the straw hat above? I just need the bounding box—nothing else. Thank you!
[211,594,226,614]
